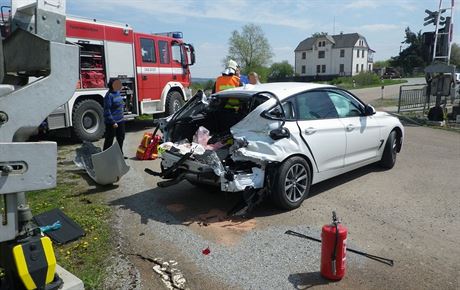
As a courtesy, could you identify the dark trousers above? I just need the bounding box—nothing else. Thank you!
[103,122,125,154]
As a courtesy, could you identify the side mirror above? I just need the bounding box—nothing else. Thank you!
[270,127,290,140]
[365,104,376,116]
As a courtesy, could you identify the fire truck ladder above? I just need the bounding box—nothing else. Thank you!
[432,0,455,63]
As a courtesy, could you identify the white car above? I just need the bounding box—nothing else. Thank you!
[157,82,404,210]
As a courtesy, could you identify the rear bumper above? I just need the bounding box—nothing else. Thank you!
[160,150,265,192]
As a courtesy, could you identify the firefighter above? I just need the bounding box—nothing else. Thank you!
[212,59,243,93]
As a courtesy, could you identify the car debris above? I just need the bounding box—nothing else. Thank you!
[75,141,129,185]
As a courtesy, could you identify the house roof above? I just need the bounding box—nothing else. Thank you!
[295,33,373,51]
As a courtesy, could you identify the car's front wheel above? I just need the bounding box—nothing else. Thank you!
[271,157,311,210]
[379,130,398,169]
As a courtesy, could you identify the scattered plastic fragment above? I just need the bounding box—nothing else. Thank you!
[202,247,211,255]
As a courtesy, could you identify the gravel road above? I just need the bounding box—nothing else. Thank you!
[88,116,460,290]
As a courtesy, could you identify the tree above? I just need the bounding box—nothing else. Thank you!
[390,27,428,75]
[311,32,328,37]
[225,24,273,74]
[268,61,294,81]
[373,60,391,69]
[450,43,460,66]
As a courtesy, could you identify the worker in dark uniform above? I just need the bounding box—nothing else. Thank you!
[103,79,126,156]
[213,59,243,93]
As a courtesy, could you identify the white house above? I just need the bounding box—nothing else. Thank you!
[294,33,374,77]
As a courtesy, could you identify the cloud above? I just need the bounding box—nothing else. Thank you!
[72,0,314,30]
[360,24,401,32]
[344,0,380,9]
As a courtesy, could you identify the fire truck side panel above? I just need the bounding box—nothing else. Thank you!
[105,42,135,78]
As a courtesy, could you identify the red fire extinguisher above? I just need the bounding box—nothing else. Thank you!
[321,211,348,280]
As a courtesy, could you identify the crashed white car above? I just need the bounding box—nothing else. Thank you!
[156,83,404,210]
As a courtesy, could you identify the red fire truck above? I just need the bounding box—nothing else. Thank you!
[46,16,195,141]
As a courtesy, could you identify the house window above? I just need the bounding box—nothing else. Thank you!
[361,50,365,58]
[302,52,306,59]
[318,41,322,47]
[301,65,306,74]
[369,64,372,71]
[322,65,326,73]
[339,64,344,73]
[316,65,321,73]
[318,51,325,58]
[356,64,359,73]
[356,50,359,57]
[340,49,345,57]
[361,64,364,71]
[322,41,326,46]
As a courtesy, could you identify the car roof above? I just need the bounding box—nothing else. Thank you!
[216,82,336,100]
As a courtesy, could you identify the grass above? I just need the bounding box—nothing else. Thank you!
[136,114,153,121]
[370,98,399,108]
[26,152,112,289]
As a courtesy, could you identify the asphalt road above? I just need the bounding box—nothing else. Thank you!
[90,114,460,290]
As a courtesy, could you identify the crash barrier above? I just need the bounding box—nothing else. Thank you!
[398,84,460,113]
[397,84,429,113]
[136,132,161,160]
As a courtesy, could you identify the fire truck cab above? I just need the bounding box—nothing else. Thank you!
[47,16,195,141]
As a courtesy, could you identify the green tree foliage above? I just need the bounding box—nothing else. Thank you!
[312,32,328,37]
[450,43,460,66]
[373,60,391,69]
[268,61,294,81]
[390,27,429,75]
[225,24,273,74]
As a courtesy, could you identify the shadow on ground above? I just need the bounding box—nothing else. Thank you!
[288,271,333,289]
[109,163,384,228]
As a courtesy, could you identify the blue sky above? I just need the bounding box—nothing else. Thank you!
[6,0,460,78]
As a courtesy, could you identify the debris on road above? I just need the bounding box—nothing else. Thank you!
[202,247,211,255]
[151,258,188,289]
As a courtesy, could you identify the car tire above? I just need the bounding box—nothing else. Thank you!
[379,130,398,169]
[72,99,105,142]
[165,91,184,116]
[271,156,311,210]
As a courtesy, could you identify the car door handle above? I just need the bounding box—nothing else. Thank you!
[304,127,316,135]
[346,124,355,132]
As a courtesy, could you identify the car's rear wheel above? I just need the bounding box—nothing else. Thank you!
[271,157,311,210]
[379,130,398,169]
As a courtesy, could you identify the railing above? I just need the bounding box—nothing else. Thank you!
[398,83,460,113]
[398,84,429,113]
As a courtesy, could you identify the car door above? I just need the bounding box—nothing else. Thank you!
[135,35,159,101]
[294,90,346,172]
[327,89,381,166]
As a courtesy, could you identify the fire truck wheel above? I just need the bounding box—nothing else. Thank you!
[271,156,311,210]
[72,99,105,142]
[165,91,184,116]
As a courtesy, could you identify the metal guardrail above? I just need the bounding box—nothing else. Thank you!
[398,83,460,113]
[397,84,428,113]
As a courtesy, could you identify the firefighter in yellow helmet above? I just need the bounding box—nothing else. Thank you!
[212,59,243,93]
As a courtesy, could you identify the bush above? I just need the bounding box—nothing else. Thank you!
[354,72,380,86]
[330,72,381,88]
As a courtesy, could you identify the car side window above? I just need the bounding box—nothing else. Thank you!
[266,100,295,120]
[294,91,338,120]
[327,91,363,118]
